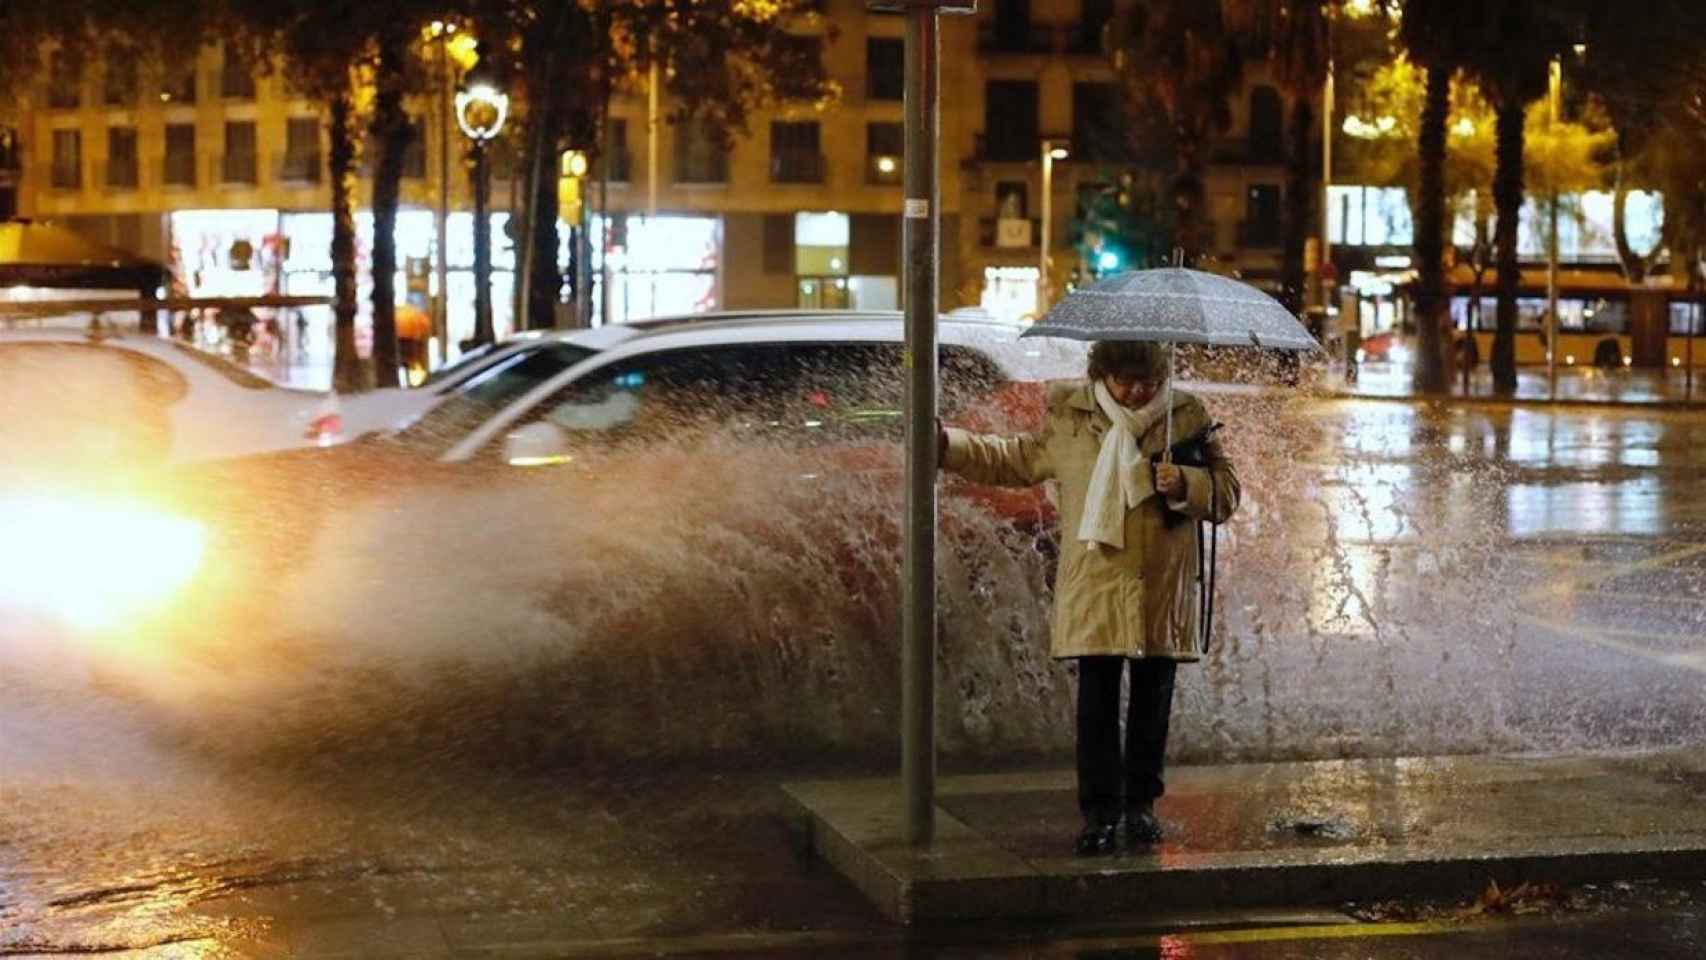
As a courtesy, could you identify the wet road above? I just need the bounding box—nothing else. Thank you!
[3,395,1706,956]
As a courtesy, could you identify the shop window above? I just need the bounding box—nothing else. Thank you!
[770,121,822,183]
[50,130,81,189]
[867,38,903,100]
[867,122,902,184]
[164,124,196,187]
[222,121,258,184]
[105,127,138,189]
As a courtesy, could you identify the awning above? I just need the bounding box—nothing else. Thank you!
[0,220,167,291]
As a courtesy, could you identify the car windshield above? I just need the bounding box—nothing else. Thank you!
[419,340,510,388]
[386,342,597,456]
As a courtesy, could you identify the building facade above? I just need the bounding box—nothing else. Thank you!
[8,0,1302,350]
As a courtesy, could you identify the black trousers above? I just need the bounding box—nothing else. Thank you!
[1075,655,1178,825]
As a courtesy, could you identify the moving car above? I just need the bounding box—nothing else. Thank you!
[0,326,340,469]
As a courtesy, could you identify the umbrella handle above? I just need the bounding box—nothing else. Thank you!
[1162,342,1175,462]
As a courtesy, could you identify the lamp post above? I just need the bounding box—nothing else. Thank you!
[1038,137,1070,315]
[429,20,455,368]
[561,148,591,327]
[456,72,509,347]
[1547,56,1561,398]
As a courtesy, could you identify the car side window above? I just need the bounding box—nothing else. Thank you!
[390,342,593,455]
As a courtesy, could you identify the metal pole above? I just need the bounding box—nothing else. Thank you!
[473,140,492,345]
[901,3,940,847]
[1322,60,1333,269]
[435,34,451,365]
[647,59,659,219]
[1039,141,1052,315]
[1547,59,1560,398]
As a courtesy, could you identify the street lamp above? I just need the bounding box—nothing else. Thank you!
[1038,137,1070,315]
[1547,56,1561,398]
[456,69,509,347]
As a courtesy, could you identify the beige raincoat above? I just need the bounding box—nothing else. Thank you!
[944,380,1240,661]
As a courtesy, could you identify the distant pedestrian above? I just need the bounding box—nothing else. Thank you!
[939,340,1241,855]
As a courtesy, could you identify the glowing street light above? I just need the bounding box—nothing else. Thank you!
[456,70,508,346]
[1039,137,1071,313]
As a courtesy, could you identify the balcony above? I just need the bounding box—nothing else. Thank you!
[977,21,1054,55]
[276,150,322,185]
[770,149,825,184]
[161,153,197,188]
[46,161,82,191]
[218,151,259,186]
[101,159,140,190]
[1237,219,1283,249]
[975,132,1047,165]
[675,150,728,185]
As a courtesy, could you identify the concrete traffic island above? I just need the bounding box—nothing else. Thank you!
[783,748,1706,924]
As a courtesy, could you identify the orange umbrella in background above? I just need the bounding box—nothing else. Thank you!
[395,304,431,341]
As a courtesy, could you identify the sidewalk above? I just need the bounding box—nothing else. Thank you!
[785,747,1706,925]
[1334,363,1705,407]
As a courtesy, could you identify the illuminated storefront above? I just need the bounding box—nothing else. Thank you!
[589,214,721,323]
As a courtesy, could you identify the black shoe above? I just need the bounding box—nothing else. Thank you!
[1125,805,1163,845]
[1074,820,1119,856]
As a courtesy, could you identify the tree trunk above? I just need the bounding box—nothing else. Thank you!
[523,92,565,331]
[1612,161,1650,284]
[368,32,410,389]
[329,93,364,394]
[1490,97,1525,395]
[1411,64,1450,394]
[1280,98,1312,317]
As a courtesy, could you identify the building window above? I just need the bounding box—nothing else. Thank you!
[402,116,427,179]
[770,121,823,184]
[223,121,258,184]
[1072,83,1126,162]
[981,0,1044,53]
[593,118,630,182]
[1070,0,1114,53]
[103,50,138,107]
[983,80,1038,161]
[48,49,80,110]
[164,124,196,187]
[867,122,902,184]
[673,118,727,184]
[162,62,196,105]
[50,130,81,189]
[220,45,255,100]
[867,38,903,100]
[1243,184,1281,247]
[281,117,320,183]
[1248,86,1283,164]
[105,127,139,189]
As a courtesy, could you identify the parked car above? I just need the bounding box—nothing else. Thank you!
[0,326,340,471]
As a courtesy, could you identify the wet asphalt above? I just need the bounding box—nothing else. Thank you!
[3,395,1706,957]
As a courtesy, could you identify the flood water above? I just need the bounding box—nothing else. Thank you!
[5,391,1706,953]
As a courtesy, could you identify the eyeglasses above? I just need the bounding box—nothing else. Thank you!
[1105,372,1161,390]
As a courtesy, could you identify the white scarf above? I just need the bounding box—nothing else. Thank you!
[1077,379,1170,551]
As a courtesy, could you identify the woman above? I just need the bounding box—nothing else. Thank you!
[939,340,1240,855]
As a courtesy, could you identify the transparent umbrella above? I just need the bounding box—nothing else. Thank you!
[1022,267,1321,452]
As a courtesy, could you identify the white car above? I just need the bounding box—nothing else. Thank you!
[0,326,343,469]
[376,310,1089,465]
[324,310,917,443]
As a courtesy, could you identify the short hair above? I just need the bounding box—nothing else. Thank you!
[1086,340,1165,382]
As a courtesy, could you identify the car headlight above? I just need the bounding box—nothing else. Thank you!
[0,494,206,630]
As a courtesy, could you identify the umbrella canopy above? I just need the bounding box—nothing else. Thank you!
[1023,267,1320,352]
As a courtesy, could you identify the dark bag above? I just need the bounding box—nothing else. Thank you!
[1150,423,1224,653]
